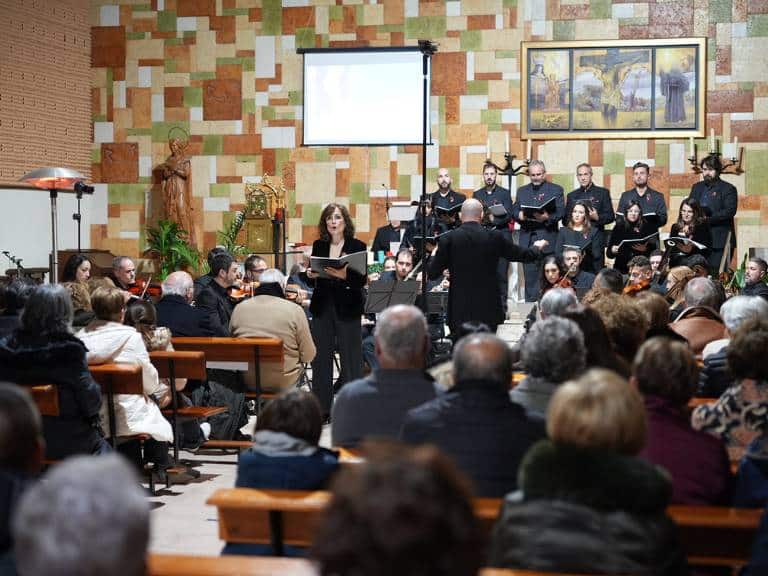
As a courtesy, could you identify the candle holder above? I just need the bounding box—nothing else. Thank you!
[485,152,531,177]
[687,147,743,175]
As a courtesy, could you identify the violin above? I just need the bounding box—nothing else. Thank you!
[555,264,578,290]
[227,281,305,305]
[127,276,162,300]
[622,278,651,295]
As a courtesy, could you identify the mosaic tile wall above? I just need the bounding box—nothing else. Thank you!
[89,0,768,259]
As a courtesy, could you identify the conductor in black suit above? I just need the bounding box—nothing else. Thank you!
[427,199,547,336]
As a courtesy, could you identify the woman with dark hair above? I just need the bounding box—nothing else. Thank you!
[555,201,601,273]
[668,197,712,269]
[537,255,567,298]
[489,369,686,575]
[0,284,109,459]
[633,338,730,505]
[607,200,658,274]
[312,444,483,576]
[306,203,367,420]
[0,279,36,338]
[560,306,629,377]
[61,253,92,284]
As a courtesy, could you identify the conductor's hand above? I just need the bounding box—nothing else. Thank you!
[324,264,348,280]
[533,239,549,251]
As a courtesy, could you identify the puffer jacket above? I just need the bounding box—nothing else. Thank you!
[77,321,172,442]
[488,440,688,575]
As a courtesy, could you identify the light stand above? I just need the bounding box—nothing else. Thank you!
[418,40,437,317]
[19,167,93,283]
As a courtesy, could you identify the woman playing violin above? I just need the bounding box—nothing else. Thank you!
[607,201,658,274]
[538,255,569,298]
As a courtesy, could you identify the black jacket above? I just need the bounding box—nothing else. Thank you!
[371,224,404,256]
[196,281,234,336]
[0,331,106,460]
[488,440,687,575]
[512,181,565,252]
[427,221,540,331]
[607,219,659,274]
[697,347,732,398]
[617,187,668,229]
[309,237,367,320]
[156,294,221,337]
[689,179,737,250]
[400,379,545,497]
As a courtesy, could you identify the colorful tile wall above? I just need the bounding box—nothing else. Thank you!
[90,0,768,259]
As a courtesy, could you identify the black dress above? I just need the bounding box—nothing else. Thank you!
[607,220,658,274]
[668,222,712,269]
[555,227,601,274]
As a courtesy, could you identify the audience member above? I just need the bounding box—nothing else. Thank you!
[332,305,437,448]
[77,287,172,473]
[488,369,686,575]
[633,338,730,505]
[401,333,545,497]
[513,317,586,416]
[665,265,695,320]
[311,444,483,576]
[692,318,768,454]
[156,271,220,336]
[224,389,339,556]
[560,306,628,377]
[580,267,623,305]
[537,287,578,320]
[0,284,108,459]
[12,454,149,576]
[0,279,35,338]
[590,294,648,368]
[196,251,238,336]
[230,269,316,392]
[698,296,768,397]
[0,384,44,572]
[670,277,726,355]
[633,290,686,342]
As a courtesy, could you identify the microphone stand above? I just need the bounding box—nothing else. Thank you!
[418,40,437,323]
[73,188,84,253]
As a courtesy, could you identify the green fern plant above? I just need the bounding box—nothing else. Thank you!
[217,210,248,257]
[145,220,200,280]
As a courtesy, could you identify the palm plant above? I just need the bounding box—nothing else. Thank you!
[217,210,248,257]
[145,220,200,280]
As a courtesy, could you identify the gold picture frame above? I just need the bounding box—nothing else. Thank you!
[521,38,706,140]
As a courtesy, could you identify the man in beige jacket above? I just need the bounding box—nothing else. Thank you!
[230,269,316,392]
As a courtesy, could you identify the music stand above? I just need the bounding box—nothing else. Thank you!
[19,167,93,284]
[365,280,419,314]
[426,290,449,315]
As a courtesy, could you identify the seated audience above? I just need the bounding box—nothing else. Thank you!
[230,268,316,392]
[698,296,768,397]
[401,333,545,497]
[0,384,44,573]
[488,369,686,575]
[513,316,586,416]
[580,267,624,305]
[311,444,483,576]
[224,389,339,556]
[196,252,238,336]
[12,454,149,576]
[537,286,578,320]
[633,290,686,342]
[0,279,35,338]
[670,277,726,355]
[61,253,92,284]
[633,338,730,505]
[156,271,219,336]
[692,318,768,454]
[77,287,172,471]
[332,305,437,448]
[560,306,628,377]
[665,265,695,321]
[590,294,648,369]
[0,284,108,459]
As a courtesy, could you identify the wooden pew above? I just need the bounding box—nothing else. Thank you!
[24,384,60,416]
[207,488,764,567]
[89,364,143,446]
[147,553,586,576]
[149,350,227,463]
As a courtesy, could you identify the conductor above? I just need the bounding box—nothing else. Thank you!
[427,199,548,336]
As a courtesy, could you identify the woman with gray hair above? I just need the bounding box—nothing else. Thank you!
[511,316,586,417]
[0,284,109,459]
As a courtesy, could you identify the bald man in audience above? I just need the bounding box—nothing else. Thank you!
[155,271,221,336]
[332,305,438,448]
[428,198,547,335]
[401,333,545,497]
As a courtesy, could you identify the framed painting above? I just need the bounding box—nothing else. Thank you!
[521,38,706,140]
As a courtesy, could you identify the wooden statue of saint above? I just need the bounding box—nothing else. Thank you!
[160,138,195,245]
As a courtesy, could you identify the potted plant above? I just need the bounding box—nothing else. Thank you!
[145,219,200,280]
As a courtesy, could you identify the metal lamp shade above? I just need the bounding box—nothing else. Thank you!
[20,166,87,190]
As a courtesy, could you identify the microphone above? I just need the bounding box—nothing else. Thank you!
[74,181,95,194]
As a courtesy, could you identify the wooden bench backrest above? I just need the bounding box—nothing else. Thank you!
[149,350,207,380]
[146,553,586,576]
[208,488,764,567]
[24,384,60,416]
[171,337,283,364]
[89,364,143,395]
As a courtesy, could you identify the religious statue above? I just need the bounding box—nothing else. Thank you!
[160,137,195,245]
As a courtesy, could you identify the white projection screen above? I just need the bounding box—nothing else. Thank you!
[302,48,430,146]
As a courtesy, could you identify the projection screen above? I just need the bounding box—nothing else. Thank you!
[301,48,431,146]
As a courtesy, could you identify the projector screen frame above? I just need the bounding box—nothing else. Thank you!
[298,46,432,148]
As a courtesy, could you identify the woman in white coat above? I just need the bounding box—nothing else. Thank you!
[78,286,172,470]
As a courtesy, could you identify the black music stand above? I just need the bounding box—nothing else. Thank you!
[365,280,419,314]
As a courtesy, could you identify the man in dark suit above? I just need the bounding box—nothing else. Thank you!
[195,252,238,336]
[512,160,564,301]
[371,220,406,258]
[617,161,667,232]
[564,163,615,269]
[156,271,221,336]
[427,199,546,335]
[689,155,738,273]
